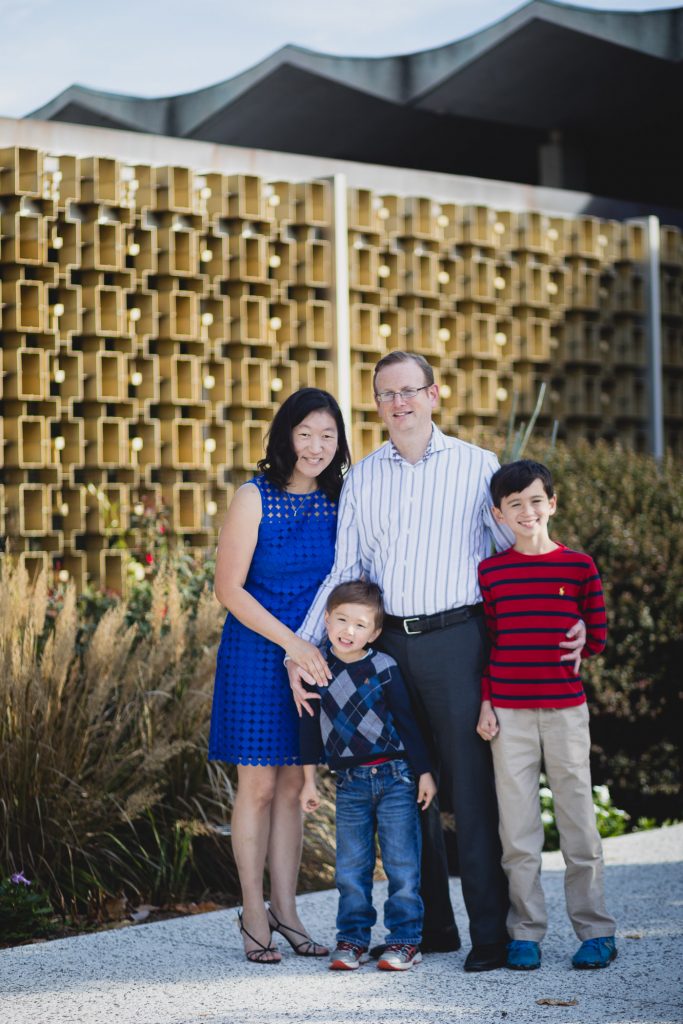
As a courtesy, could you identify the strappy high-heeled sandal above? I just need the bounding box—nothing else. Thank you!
[238,910,282,964]
[266,904,329,957]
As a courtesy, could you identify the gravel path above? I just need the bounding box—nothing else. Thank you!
[1,825,681,1024]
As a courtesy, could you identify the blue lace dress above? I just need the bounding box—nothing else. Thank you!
[209,475,338,765]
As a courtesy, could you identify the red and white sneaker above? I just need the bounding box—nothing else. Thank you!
[377,944,422,971]
[329,941,370,970]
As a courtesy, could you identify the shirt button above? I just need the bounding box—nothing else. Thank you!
[371,767,378,774]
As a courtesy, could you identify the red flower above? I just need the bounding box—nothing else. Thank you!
[145,553,154,564]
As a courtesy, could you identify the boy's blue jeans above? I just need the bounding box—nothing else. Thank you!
[334,758,423,948]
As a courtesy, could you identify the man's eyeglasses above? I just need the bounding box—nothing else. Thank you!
[374,385,431,404]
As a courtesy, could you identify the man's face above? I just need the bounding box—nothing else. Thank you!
[374,360,438,442]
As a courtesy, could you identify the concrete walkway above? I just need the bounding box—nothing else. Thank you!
[1,825,681,1024]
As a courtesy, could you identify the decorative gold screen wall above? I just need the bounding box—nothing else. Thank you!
[0,146,335,590]
[346,190,683,458]
[1,146,682,591]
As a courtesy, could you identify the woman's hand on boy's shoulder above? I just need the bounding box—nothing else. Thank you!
[417,772,437,811]
[285,637,332,686]
[287,660,324,718]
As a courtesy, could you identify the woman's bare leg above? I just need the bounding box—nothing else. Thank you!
[232,764,281,960]
[267,765,328,953]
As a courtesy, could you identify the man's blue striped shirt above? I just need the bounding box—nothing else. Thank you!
[299,426,513,644]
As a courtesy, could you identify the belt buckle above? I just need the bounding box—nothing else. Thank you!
[403,616,422,635]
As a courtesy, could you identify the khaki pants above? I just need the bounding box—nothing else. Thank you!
[491,704,616,942]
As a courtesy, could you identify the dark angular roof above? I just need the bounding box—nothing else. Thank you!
[28,1,683,209]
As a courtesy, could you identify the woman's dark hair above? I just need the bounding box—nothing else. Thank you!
[489,459,555,508]
[257,388,350,502]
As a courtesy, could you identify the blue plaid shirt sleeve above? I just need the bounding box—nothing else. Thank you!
[298,686,325,765]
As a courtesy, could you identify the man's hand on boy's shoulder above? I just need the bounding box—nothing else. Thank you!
[417,772,437,811]
[559,618,587,673]
[476,700,499,741]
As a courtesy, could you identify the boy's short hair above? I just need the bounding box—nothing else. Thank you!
[326,580,384,630]
[490,459,555,508]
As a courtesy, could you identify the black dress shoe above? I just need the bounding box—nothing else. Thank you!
[464,942,508,972]
[370,925,461,960]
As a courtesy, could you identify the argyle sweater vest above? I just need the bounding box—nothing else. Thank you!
[299,645,431,775]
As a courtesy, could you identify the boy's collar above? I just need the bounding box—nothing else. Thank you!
[506,541,566,558]
[324,638,375,664]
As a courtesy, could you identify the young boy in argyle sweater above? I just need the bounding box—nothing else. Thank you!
[477,459,617,972]
[299,581,436,972]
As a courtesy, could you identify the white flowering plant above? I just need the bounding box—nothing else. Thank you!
[539,775,630,851]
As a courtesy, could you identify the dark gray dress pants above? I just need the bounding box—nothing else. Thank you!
[377,614,509,947]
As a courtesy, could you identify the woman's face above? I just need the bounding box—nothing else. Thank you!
[289,409,339,486]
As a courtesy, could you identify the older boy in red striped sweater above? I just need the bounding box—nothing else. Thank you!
[477,459,617,972]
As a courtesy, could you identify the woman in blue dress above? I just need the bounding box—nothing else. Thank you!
[209,388,350,963]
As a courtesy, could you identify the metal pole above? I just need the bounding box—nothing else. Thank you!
[644,215,664,461]
[329,173,352,444]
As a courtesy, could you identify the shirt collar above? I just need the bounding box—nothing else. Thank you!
[324,638,374,667]
[380,423,447,463]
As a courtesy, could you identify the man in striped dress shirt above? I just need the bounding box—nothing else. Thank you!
[476,459,616,971]
[290,351,586,972]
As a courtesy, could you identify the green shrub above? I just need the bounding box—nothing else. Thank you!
[543,441,682,822]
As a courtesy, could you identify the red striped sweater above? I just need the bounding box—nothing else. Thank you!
[478,543,607,708]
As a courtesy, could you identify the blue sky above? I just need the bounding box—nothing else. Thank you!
[0,0,679,118]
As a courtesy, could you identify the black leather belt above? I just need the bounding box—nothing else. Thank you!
[383,603,484,636]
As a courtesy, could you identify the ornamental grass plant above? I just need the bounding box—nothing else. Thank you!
[0,558,235,927]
